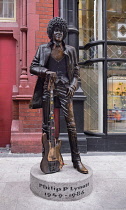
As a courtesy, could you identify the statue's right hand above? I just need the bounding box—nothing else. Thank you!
[46,71,57,80]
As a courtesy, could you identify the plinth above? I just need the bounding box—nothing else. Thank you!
[30,161,93,201]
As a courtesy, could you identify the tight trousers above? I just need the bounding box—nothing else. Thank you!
[42,81,81,161]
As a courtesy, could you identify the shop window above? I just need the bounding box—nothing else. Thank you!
[107,0,126,133]
[0,0,16,22]
[79,0,126,134]
[108,74,126,132]
[107,0,126,61]
[79,0,103,133]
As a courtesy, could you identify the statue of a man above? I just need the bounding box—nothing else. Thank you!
[30,17,88,174]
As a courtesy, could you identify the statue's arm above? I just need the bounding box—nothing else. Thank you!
[67,47,80,97]
[70,47,80,91]
[30,46,48,77]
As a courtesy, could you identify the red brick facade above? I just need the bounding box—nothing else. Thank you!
[10,0,59,153]
[36,0,53,48]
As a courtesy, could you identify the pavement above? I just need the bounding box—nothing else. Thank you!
[0,150,126,210]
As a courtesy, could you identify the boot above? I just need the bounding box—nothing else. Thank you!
[73,160,88,174]
[68,132,88,174]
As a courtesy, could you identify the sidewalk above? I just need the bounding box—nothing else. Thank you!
[0,151,126,210]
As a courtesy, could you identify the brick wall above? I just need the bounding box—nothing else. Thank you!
[12,101,19,120]
[12,0,54,134]
[19,101,42,133]
[27,0,53,132]
[36,0,53,49]
[11,0,55,153]
[26,0,54,132]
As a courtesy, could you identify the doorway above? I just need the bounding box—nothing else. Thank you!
[0,34,16,146]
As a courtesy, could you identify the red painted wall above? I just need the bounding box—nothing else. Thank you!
[0,34,16,146]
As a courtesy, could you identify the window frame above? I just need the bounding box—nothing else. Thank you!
[79,0,126,135]
[0,0,16,22]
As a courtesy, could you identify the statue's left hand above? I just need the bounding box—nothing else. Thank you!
[67,86,75,97]
[67,77,78,97]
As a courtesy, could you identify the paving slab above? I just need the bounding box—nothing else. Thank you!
[0,153,126,210]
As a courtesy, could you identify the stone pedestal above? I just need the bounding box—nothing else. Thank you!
[30,161,93,201]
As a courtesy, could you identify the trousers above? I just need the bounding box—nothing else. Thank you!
[42,80,81,161]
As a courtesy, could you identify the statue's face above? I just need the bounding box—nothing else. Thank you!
[53,27,63,42]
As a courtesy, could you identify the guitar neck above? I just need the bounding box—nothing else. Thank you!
[49,85,55,146]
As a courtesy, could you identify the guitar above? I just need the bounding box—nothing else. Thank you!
[40,76,64,174]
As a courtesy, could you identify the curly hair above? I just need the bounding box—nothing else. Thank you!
[47,17,68,40]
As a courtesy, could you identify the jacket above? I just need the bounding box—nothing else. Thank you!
[29,42,80,109]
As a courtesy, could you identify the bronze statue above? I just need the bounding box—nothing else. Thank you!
[30,17,88,174]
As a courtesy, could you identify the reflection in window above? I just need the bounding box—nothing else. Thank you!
[79,0,95,62]
[107,0,126,12]
[107,0,126,133]
[108,74,126,132]
[107,0,126,41]
[0,0,15,21]
[79,0,98,133]
[79,0,103,133]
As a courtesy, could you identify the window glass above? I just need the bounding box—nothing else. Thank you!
[107,71,126,132]
[79,0,103,133]
[0,0,15,21]
[80,63,99,132]
[107,0,126,132]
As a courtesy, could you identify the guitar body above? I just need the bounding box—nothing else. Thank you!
[40,133,64,174]
[40,77,64,174]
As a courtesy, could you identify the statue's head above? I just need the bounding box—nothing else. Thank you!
[47,17,68,41]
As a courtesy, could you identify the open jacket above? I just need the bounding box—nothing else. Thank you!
[30,42,80,109]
